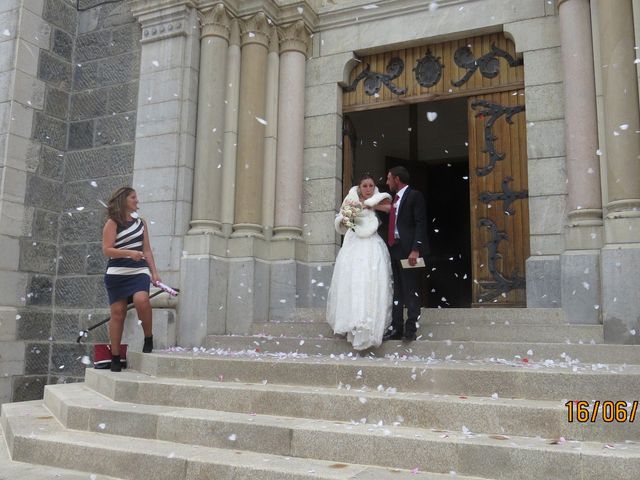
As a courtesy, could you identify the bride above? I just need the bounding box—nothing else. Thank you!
[326,174,393,350]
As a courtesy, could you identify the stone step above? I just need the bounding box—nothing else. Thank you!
[1,401,488,480]
[206,335,640,364]
[43,383,640,477]
[80,370,639,443]
[250,322,604,343]
[278,308,568,325]
[129,351,640,401]
[0,425,121,480]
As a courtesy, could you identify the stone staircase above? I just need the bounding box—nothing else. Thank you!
[2,308,640,479]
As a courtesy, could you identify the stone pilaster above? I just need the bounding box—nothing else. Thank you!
[261,29,280,240]
[130,1,200,345]
[232,12,271,238]
[273,20,310,240]
[596,0,640,343]
[557,0,603,324]
[179,4,233,347]
[189,4,232,235]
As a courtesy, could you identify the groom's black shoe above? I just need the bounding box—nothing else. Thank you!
[383,330,403,341]
[403,331,417,341]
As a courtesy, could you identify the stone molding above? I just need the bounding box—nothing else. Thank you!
[566,208,604,227]
[604,199,640,217]
[278,20,311,55]
[200,3,233,40]
[130,0,198,43]
[197,0,318,30]
[240,12,272,47]
[315,0,466,31]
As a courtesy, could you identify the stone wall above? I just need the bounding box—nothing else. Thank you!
[2,0,141,402]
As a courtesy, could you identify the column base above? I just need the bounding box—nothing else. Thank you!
[178,254,228,346]
[188,220,222,235]
[231,223,264,239]
[220,223,233,237]
[604,211,640,244]
[273,226,303,240]
[295,261,334,308]
[560,250,601,324]
[601,245,640,344]
[565,209,603,250]
[525,255,561,307]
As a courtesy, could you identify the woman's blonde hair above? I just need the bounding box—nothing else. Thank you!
[107,187,135,226]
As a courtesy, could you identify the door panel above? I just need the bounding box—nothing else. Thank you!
[468,90,529,306]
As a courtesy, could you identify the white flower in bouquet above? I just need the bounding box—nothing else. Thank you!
[340,199,363,231]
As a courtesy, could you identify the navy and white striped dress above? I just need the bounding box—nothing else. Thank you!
[104,217,151,305]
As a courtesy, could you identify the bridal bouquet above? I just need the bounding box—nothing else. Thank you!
[340,199,363,231]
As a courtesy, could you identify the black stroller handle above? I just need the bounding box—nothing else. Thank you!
[76,287,180,343]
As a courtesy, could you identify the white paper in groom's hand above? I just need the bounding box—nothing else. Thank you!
[400,257,425,269]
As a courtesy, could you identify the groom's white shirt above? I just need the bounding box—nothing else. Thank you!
[393,185,409,239]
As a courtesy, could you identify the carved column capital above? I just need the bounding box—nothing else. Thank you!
[240,12,272,48]
[200,4,233,41]
[278,20,311,55]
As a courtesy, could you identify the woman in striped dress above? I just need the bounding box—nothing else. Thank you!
[102,187,160,371]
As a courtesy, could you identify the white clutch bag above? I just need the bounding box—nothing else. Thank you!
[400,257,426,269]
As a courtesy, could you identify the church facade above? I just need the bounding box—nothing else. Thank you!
[1,0,639,401]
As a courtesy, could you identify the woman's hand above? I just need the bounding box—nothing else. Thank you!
[152,273,161,285]
[129,250,146,261]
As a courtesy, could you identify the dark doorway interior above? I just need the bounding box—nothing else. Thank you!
[348,97,472,307]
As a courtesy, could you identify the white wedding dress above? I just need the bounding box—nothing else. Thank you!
[326,186,393,350]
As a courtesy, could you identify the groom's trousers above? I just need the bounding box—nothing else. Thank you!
[389,243,421,335]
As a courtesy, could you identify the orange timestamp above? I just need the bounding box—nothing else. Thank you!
[565,400,638,423]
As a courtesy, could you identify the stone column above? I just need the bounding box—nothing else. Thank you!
[220,19,241,237]
[261,29,280,239]
[596,0,640,343]
[232,13,271,238]
[189,5,231,235]
[558,0,603,324]
[273,21,310,240]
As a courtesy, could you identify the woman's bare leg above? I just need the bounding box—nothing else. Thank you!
[109,300,128,356]
[133,291,152,337]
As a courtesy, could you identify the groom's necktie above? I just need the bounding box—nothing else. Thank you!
[388,194,400,246]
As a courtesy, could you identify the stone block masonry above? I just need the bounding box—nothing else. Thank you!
[0,0,142,402]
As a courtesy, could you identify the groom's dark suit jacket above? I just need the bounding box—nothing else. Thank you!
[393,187,429,257]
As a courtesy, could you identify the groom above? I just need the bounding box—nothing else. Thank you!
[383,166,428,341]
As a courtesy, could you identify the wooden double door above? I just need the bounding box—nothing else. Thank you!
[342,33,529,306]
